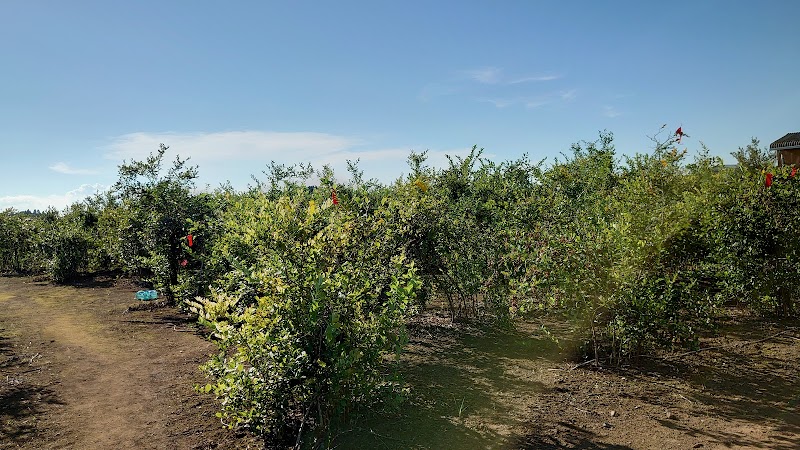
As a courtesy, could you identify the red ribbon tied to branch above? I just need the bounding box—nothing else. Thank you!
[187,233,194,248]
[765,173,773,187]
[331,189,339,206]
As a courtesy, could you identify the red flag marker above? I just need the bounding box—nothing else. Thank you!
[766,173,773,187]
[187,233,194,248]
[675,127,684,143]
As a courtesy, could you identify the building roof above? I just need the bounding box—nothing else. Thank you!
[770,132,800,149]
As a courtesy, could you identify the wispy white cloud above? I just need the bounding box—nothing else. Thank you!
[0,184,107,212]
[480,88,576,110]
[3,131,477,211]
[602,106,621,118]
[481,98,517,108]
[525,100,550,109]
[48,162,98,175]
[463,67,560,85]
[464,67,502,84]
[509,75,560,84]
[104,131,362,162]
[425,67,561,104]
[560,89,577,101]
[103,130,474,185]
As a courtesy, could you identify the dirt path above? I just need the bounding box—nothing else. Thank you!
[0,276,259,449]
[1,275,798,449]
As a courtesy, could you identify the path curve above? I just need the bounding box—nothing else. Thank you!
[0,276,258,449]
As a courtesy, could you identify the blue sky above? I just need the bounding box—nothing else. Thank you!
[2,1,799,210]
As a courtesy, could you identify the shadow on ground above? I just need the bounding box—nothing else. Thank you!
[68,271,123,289]
[0,333,65,445]
[620,318,800,450]
[515,422,633,449]
[333,316,564,449]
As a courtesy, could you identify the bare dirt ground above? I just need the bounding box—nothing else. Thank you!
[1,274,798,450]
[519,312,800,450]
[335,311,799,450]
[0,275,259,449]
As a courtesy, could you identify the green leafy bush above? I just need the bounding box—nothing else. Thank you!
[6,130,800,443]
[390,147,540,323]
[0,209,40,273]
[47,224,91,283]
[716,163,800,316]
[113,144,204,303]
[189,189,420,444]
[510,133,731,360]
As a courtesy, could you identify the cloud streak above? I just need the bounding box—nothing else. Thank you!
[103,130,474,185]
[602,106,621,118]
[560,89,577,101]
[3,130,477,211]
[48,162,98,175]
[463,67,560,85]
[509,75,560,84]
[464,67,502,84]
[104,131,362,162]
[0,184,107,212]
[481,88,578,110]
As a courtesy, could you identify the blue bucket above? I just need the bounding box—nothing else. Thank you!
[136,290,159,301]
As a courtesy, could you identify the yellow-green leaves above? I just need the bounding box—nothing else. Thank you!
[198,183,419,442]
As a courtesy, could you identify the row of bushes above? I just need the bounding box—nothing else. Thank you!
[1,133,796,444]
[0,201,115,282]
